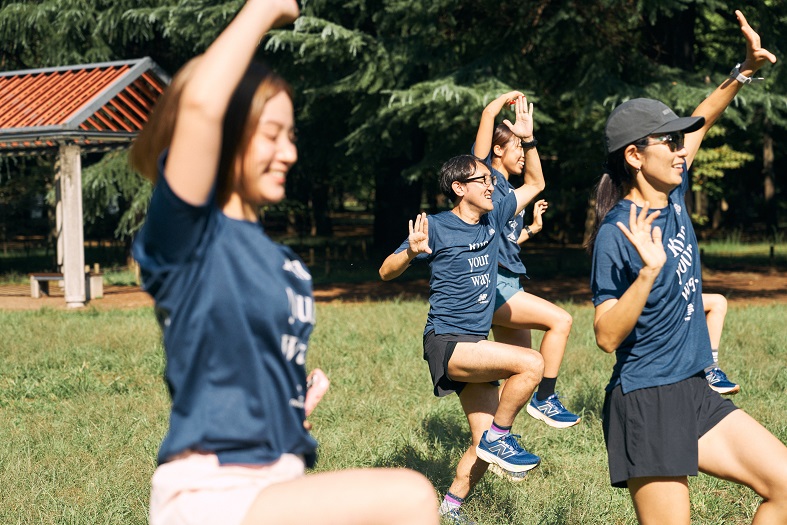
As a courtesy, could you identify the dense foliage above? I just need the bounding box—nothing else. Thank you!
[0,0,784,252]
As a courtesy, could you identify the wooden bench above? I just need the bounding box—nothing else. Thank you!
[30,272,104,299]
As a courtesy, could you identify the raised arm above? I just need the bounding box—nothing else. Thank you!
[685,9,777,169]
[593,203,666,353]
[379,213,432,281]
[165,0,299,205]
[511,97,545,214]
[473,91,525,159]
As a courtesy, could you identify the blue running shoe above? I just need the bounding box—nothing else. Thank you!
[475,431,540,473]
[526,392,581,428]
[440,507,477,525]
[706,367,740,395]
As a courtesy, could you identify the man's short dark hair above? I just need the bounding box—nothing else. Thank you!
[440,154,482,203]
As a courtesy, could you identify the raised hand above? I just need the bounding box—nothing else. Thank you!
[407,213,432,256]
[503,96,534,140]
[616,203,666,274]
[531,199,548,232]
[497,90,525,109]
[736,10,777,73]
[304,368,329,416]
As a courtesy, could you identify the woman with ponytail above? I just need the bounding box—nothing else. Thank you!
[589,10,787,523]
[473,92,579,432]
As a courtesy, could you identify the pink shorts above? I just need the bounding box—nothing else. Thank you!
[149,452,305,525]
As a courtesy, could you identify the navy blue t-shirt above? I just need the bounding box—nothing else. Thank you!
[590,165,713,394]
[132,160,318,467]
[396,191,518,336]
[474,147,528,275]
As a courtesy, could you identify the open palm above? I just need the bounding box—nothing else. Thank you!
[408,213,432,255]
[616,203,666,272]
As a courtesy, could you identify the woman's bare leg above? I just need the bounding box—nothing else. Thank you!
[493,291,572,378]
[628,476,690,525]
[443,382,499,498]
[698,410,787,523]
[243,467,439,525]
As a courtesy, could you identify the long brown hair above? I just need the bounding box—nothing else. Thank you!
[130,59,292,206]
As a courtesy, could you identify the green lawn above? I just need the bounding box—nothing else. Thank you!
[1,301,785,524]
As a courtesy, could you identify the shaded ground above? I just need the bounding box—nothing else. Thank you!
[1,268,786,310]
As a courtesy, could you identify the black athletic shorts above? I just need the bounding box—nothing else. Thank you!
[602,372,737,488]
[422,330,493,397]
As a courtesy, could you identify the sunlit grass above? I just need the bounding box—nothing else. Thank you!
[0,302,785,524]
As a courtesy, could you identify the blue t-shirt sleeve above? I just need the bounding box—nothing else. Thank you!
[394,237,410,255]
[132,153,216,292]
[489,190,518,230]
[590,222,638,306]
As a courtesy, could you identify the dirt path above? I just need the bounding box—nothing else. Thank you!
[1,269,786,310]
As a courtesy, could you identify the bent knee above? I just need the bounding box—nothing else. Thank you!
[758,472,787,505]
[515,350,544,379]
[560,312,573,330]
[549,310,573,335]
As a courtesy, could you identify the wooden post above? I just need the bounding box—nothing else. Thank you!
[57,144,86,307]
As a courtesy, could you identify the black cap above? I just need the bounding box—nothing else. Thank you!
[604,98,705,154]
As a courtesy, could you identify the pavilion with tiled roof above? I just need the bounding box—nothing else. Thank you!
[0,57,169,307]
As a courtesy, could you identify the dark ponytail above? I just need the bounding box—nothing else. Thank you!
[585,149,634,253]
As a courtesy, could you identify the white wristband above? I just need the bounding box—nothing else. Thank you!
[729,63,764,85]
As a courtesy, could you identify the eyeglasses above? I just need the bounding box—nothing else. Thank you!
[638,132,685,152]
[462,174,492,187]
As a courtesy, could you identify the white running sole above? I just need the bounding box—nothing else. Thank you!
[475,445,540,473]
[526,404,581,428]
[709,383,740,395]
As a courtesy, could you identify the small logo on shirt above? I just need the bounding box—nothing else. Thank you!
[673,203,682,216]
[478,293,489,304]
[488,228,495,235]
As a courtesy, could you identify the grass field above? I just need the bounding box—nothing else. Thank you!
[1,301,786,524]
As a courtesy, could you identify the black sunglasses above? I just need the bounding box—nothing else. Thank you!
[637,132,685,152]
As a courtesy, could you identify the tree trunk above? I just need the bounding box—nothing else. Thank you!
[310,181,333,237]
[763,121,776,239]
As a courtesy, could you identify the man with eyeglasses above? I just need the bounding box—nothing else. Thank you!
[379,150,545,525]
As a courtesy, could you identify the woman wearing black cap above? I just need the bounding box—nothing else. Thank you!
[587,10,787,524]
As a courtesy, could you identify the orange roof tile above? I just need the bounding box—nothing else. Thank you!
[0,58,169,155]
